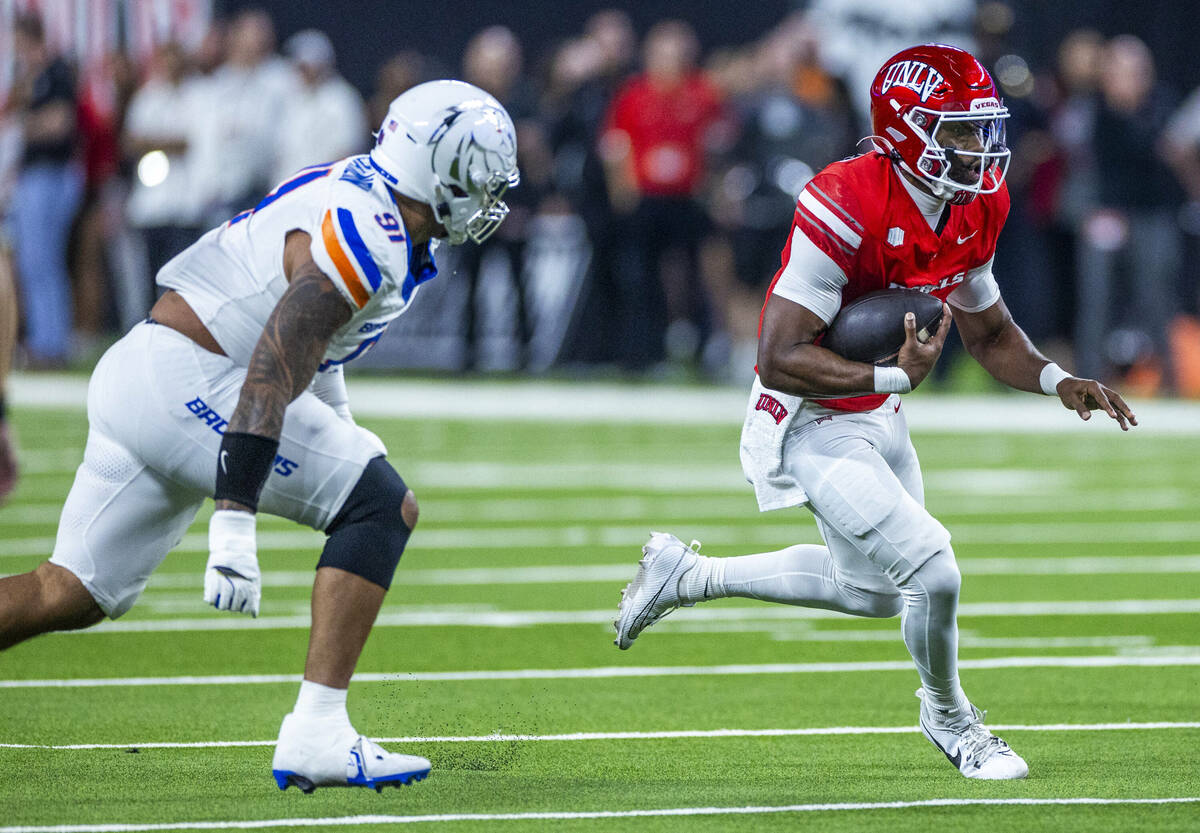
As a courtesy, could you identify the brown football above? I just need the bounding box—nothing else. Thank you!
[822,288,944,365]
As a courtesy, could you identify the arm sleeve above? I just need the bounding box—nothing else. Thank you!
[770,226,848,325]
[947,256,1001,313]
[308,364,352,422]
[309,199,402,311]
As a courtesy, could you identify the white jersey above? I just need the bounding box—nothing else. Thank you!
[158,154,438,370]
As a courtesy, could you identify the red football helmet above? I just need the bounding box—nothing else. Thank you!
[869,43,1009,205]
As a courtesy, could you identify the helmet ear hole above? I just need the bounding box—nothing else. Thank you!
[448,185,468,198]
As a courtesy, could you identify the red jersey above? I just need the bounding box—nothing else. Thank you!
[603,73,724,197]
[762,152,1009,411]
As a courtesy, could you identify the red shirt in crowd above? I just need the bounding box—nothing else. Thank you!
[603,73,724,198]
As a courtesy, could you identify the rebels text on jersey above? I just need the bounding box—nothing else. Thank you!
[158,155,438,371]
[763,152,1009,411]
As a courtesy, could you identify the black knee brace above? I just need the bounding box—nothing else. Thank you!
[318,457,413,589]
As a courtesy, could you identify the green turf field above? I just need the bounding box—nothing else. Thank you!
[1,392,1198,832]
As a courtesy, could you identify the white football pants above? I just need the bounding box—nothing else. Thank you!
[49,322,384,618]
[691,399,969,714]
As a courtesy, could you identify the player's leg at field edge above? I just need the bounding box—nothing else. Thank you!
[302,488,419,688]
[0,562,104,650]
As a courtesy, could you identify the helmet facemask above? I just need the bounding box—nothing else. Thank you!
[429,107,520,245]
[903,105,1010,204]
[433,165,521,245]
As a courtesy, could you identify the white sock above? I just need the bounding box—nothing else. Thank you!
[677,554,725,602]
[679,545,902,618]
[897,551,972,721]
[292,679,351,725]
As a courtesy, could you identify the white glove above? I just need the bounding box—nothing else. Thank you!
[204,509,261,616]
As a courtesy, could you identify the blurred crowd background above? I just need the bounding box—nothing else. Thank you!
[2,0,1200,396]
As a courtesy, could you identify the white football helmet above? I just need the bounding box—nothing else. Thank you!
[369,80,520,245]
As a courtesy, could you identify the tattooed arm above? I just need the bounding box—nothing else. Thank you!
[204,231,353,615]
[215,231,353,512]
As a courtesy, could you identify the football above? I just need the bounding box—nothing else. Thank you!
[821,288,945,365]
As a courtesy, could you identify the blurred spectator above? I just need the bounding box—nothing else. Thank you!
[4,12,83,367]
[806,0,977,132]
[0,230,17,501]
[546,11,636,367]
[368,51,426,129]
[0,112,20,208]
[0,115,17,499]
[123,42,205,311]
[457,25,542,370]
[71,51,138,351]
[1076,35,1183,392]
[722,27,853,292]
[701,23,855,380]
[586,9,637,86]
[1042,30,1106,340]
[190,21,228,77]
[972,12,1059,365]
[600,20,729,370]
[1163,64,1200,394]
[464,25,538,117]
[1164,86,1200,204]
[272,30,367,182]
[187,9,295,227]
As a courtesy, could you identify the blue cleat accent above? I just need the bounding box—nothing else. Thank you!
[273,770,316,793]
[271,713,432,793]
[346,743,431,791]
[272,747,430,793]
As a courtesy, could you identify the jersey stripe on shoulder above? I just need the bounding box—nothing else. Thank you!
[798,188,862,250]
[320,209,370,308]
[336,208,383,292]
[795,204,855,259]
[808,182,864,234]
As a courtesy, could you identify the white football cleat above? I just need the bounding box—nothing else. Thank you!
[272,713,431,793]
[614,531,702,650]
[917,689,1028,780]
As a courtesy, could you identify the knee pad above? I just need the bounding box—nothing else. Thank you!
[318,457,413,589]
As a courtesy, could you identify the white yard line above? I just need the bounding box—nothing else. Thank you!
[3,721,1198,751]
[1,797,1198,832]
[756,629,1155,649]
[33,598,1200,634]
[958,555,1200,575]
[4,653,1199,689]
[10,554,1200,587]
[127,554,1200,591]
[11,373,1200,433]
[5,489,1194,527]
[0,460,1075,495]
[6,518,1200,560]
[0,551,1162,593]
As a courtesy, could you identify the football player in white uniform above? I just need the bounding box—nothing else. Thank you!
[0,80,519,792]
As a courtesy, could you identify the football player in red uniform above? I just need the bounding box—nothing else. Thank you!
[614,44,1136,780]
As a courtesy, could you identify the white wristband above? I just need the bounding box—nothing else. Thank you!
[1039,362,1072,396]
[874,365,912,394]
